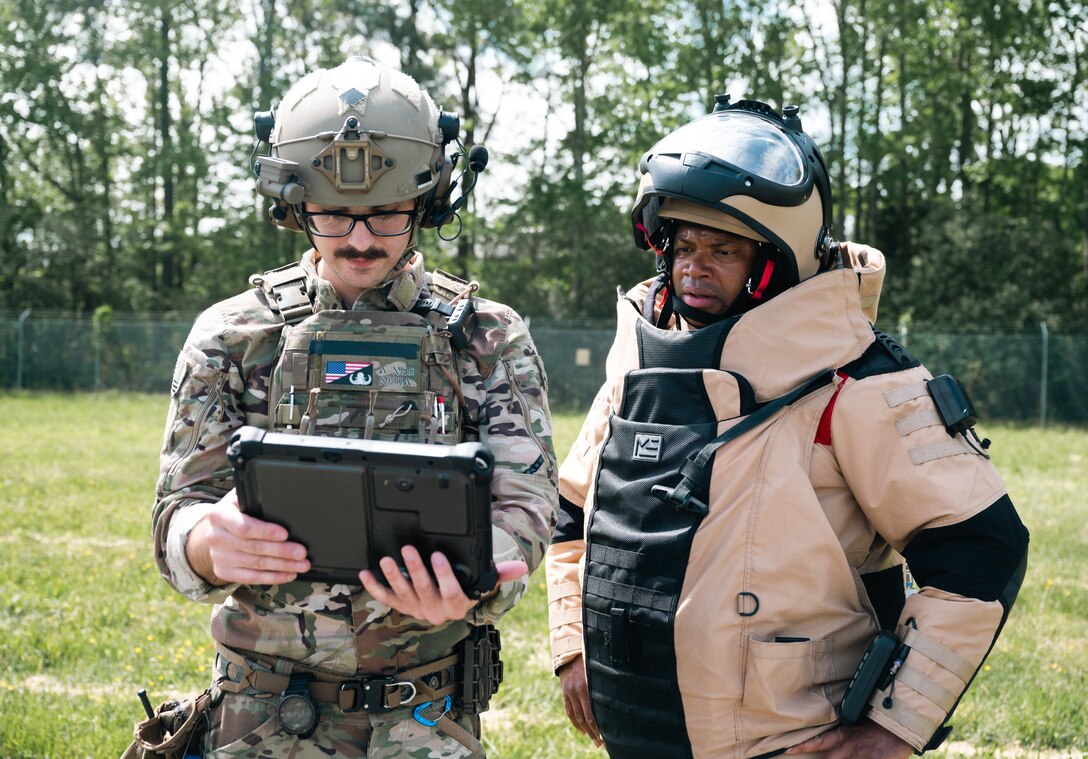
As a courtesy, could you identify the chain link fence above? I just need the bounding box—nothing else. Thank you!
[2,310,1085,423]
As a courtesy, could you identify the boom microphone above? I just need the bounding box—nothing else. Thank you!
[468,145,489,173]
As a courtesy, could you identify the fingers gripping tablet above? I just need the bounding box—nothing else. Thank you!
[226,426,498,597]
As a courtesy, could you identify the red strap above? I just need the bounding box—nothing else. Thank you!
[750,259,776,301]
[814,371,851,446]
[636,223,665,257]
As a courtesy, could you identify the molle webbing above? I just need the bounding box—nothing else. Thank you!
[584,369,723,759]
[269,310,463,443]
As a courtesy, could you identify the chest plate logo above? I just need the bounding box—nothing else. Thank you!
[633,432,663,462]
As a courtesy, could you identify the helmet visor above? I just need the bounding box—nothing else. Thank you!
[650,112,807,187]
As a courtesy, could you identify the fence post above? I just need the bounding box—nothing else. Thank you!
[1039,321,1049,427]
[16,308,31,389]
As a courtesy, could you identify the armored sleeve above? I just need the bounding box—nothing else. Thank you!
[830,365,1029,751]
[546,376,618,672]
[467,309,560,625]
[153,302,267,604]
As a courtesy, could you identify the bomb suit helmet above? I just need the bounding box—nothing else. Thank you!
[253,55,461,231]
[631,98,836,288]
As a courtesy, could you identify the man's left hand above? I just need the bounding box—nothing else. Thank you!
[359,545,527,625]
[785,720,914,759]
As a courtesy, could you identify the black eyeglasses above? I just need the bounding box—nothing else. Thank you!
[300,210,415,238]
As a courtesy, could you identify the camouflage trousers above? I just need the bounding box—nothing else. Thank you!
[204,686,485,758]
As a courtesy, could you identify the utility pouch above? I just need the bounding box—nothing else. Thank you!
[120,690,213,759]
[926,374,977,436]
[446,299,479,351]
[460,624,503,715]
[840,631,899,725]
[414,296,479,350]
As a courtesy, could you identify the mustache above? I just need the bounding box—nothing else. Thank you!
[333,245,389,261]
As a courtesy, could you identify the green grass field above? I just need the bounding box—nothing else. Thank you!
[0,392,1084,757]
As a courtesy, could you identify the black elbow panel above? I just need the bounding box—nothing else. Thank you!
[552,494,585,545]
[902,494,1029,611]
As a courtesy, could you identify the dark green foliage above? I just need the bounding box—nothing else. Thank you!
[0,0,1083,329]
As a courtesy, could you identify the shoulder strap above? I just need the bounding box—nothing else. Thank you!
[655,370,835,515]
[249,262,314,325]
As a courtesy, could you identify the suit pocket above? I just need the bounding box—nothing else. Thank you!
[738,634,838,741]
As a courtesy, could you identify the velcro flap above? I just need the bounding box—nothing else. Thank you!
[884,382,929,408]
[549,607,584,626]
[552,630,587,656]
[901,626,976,684]
[895,408,942,437]
[908,437,973,465]
[548,581,582,604]
[896,667,958,712]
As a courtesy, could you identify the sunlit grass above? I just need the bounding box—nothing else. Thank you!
[0,393,1083,756]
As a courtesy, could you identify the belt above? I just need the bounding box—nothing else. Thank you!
[214,643,460,714]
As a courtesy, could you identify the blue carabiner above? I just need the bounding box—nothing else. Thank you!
[413,694,452,727]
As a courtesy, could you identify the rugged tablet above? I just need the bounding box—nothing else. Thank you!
[226,426,498,597]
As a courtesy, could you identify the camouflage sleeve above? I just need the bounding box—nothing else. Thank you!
[468,310,559,625]
[153,306,246,604]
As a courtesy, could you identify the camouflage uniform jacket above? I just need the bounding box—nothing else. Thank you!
[153,249,558,677]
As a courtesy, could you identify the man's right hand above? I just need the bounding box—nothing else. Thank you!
[186,489,310,586]
[558,655,603,748]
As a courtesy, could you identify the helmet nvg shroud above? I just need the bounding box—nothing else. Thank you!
[252,55,486,236]
[632,97,837,291]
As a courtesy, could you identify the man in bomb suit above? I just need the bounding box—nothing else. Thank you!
[546,98,1028,759]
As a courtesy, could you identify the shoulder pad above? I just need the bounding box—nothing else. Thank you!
[840,329,920,379]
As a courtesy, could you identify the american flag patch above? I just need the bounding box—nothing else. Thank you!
[324,360,371,383]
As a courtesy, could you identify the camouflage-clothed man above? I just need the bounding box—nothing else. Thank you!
[152,56,558,758]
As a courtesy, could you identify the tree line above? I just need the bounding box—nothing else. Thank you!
[1,0,1085,331]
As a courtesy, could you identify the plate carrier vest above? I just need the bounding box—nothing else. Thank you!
[252,262,480,444]
[234,262,506,719]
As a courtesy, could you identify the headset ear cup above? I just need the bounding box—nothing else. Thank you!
[816,226,835,270]
[269,202,304,232]
[420,161,455,229]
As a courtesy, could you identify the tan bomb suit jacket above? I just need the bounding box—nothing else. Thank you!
[546,267,1028,758]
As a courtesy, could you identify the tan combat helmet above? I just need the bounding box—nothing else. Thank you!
[632,98,837,289]
[253,55,481,234]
